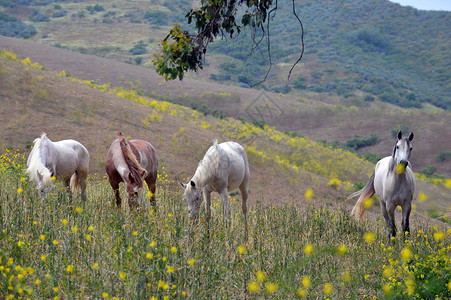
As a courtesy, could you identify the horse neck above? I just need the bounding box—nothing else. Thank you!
[192,149,219,187]
[388,156,409,181]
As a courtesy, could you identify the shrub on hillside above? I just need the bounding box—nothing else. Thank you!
[29,9,50,22]
[0,12,37,38]
[437,151,451,162]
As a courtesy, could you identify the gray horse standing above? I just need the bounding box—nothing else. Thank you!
[348,131,415,238]
[26,133,90,200]
[180,140,250,233]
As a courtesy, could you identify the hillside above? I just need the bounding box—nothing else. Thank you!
[1,35,450,180]
[0,48,450,221]
[0,0,449,110]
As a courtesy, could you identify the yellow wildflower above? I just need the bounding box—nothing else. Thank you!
[337,244,347,256]
[66,265,74,272]
[401,247,412,261]
[265,282,278,294]
[92,263,99,270]
[323,283,333,296]
[75,207,83,214]
[187,258,196,266]
[433,232,444,242]
[247,281,260,293]
[301,276,310,288]
[297,288,307,298]
[418,191,428,202]
[304,189,314,200]
[17,188,23,194]
[237,245,246,255]
[40,235,45,241]
[171,246,177,253]
[364,232,376,244]
[119,272,126,280]
[304,244,313,256]
[256,270,266,282]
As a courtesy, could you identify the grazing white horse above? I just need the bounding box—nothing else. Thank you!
[348,131,415,238]
[180,140,250,232]
[26,133,90,200]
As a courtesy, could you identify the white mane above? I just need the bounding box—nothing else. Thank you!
[26,133,52,187]
[194,139,220,182]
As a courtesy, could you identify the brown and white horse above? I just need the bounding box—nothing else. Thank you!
[105,132,158,209]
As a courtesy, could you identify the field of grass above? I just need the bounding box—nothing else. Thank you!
[0,50,450,299]
[1,142,451,299]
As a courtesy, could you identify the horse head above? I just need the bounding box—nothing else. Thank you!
[35,170,55,197]
[180,180,202,219]
[393,131,414,172]
[125,170,147,207]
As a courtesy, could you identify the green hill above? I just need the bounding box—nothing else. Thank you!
[0,0,449,109]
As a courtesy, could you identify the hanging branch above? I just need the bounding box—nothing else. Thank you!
[288,0,305,80]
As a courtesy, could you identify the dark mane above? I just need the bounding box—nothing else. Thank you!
[118,132,146,187]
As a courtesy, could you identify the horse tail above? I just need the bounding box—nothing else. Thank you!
[70,171,80,193]
[348,172,375,220]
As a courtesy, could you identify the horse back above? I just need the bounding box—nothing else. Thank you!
[218,142,250,188]
[129,140,158,178]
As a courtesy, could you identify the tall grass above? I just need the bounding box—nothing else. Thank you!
[1,150,450,299]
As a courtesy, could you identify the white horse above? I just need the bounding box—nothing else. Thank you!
[180,140,250,232]
[348,131,415,238]
[26,133,90,200]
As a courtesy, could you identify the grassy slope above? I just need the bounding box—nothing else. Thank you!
[0,49,450,219]
[0,135,450,299]
[1,35,449,179]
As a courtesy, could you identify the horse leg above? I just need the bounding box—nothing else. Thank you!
[109,179,121,207]
[219,190,231,225]
[380,200,393,239]
[79,169,88,201]
[145,176,157,206]
[203,187,212,223]
[401,202,412,239]
[239,183,249,238]
[64,178,73,199]
[386,202,397,239]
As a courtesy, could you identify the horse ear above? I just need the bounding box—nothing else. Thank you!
[178,180,187,189]
[37,171,43,181]
[190,180,196,188]
[141,170,147,178]
[408,132,414,141]
[397,130,402,140]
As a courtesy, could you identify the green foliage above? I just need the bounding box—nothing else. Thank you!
[153,24,199,80]
[252,119,266,129]
[361,153,381,164]
[391,125,410,138]
[153,0,281,81]
[346,133,378,151]
[0,12,37,38]
[437,151,451,162]
[29,9,50,22]
[86,4,105,14]
[293,75,307,89]
[421,165,437,176]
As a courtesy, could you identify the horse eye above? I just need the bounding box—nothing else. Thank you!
[396,146,399,149]
[410,147,413,151]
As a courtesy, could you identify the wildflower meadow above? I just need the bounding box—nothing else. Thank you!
[1,149,450,299]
